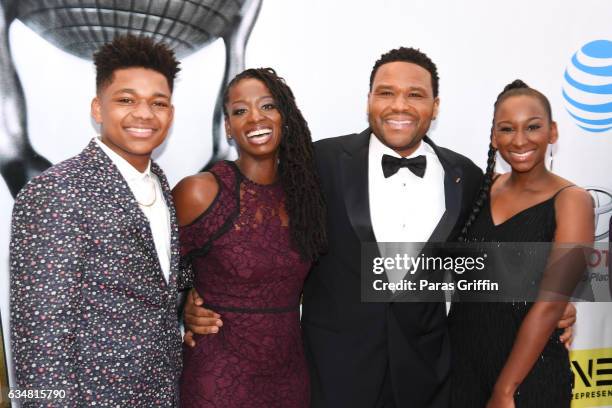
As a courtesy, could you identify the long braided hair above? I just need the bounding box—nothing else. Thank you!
[458,79,553,241]
[223,68,327,261]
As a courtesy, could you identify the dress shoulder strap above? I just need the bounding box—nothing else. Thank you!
[209,160,241,193]
[552,184,577,200]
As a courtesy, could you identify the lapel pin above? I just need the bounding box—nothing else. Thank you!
[455,177,461,183]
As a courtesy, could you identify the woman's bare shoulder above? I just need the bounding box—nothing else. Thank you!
[172,172,220,226]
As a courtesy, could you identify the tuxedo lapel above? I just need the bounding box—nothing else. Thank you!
[338,131,464,245]
[424,136,464,243]
[339,131,464,243]
[340,128,377,244]
[80,140,161,277]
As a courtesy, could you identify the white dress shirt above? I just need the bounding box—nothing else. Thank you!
[368,135,446,283]
[95,137,171,283]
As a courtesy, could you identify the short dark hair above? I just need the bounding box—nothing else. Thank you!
[93,34,181,93]
[369,47,439,97]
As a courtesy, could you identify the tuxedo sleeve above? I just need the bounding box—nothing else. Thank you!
[10,177,83,407]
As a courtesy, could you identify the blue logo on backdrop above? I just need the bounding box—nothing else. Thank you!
[562,40,612,133]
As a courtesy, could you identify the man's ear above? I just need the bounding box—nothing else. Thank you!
[432,97,440,120]
[91,96,102,124]
[366,92,373,121]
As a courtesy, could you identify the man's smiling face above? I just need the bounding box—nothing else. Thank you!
[91,67,174,167]
[368,61,439,157]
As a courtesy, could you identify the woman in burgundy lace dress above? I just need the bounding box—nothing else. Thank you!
[172,68,327,407]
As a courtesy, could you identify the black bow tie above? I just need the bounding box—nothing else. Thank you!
[381,154,427,178]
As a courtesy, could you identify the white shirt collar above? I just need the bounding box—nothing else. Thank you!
[369,133,432,160]
[94,137,152,183]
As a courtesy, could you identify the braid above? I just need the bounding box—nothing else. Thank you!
[458,141,496,241]
[223,68,327,261]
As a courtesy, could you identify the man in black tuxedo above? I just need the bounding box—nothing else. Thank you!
[300,47,482,408]
[182,47,575,408]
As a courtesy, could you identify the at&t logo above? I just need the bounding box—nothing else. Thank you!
[563,40,612,133]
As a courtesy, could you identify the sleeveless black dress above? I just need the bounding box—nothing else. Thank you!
[448,190,573,408]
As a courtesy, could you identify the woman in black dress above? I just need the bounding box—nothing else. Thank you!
[449,80,594,408]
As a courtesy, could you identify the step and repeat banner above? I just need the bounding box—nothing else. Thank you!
[0,1,610,407]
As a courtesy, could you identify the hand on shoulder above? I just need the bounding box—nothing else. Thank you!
[172,172,219,227]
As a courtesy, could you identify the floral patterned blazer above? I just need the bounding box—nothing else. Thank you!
[10,139,187,407]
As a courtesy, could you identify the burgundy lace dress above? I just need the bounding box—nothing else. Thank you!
[179,161,310,408]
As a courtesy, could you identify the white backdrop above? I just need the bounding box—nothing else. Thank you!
[1,1,611,406]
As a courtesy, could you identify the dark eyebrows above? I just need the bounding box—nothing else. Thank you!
[497,116,543,126]
[112,88,170,99]
[153,92,171,99]
[406,86,428,94]
[112,88,136,96]
[372,84,429,93]
[373,84,394,91]
[229,95,275,106]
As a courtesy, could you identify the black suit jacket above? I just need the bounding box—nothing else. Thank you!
[302,129,483,408]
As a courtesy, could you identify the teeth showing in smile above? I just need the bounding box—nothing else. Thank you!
[247,128,272,138]
[510,150,535,160]
[125,127,155,135]
[386,119,414,129]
